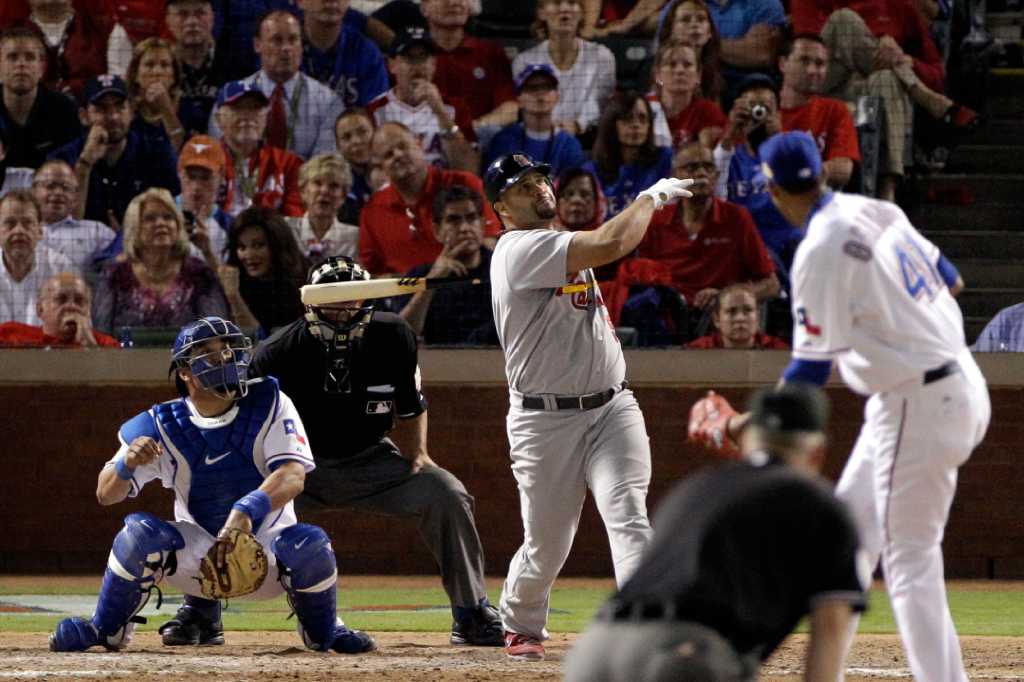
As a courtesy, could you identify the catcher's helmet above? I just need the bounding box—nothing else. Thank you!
[483,153,552,204]
[170,316,252,399]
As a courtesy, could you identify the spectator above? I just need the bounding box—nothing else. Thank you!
[0,189,73,324]
[220,205,306,335]
[790,1,978,201]
[165,0,229,137]
[420,0,517,125]
[334,108,375,224]
[587,91,673,219]
[655,0,723,101]
[92,187,228,333]
[0,129,34,196]
[639,141,778,309]
[649,40,726,149]
[713,75,803,270]
[511,0,617,135]
[483,65,586,178]
[360,122,500,275]
[554,166,607,233]
[0,26,82,170]
[18,0,113,100]
[369,27,479,173]
[32,160,116,278]
[176,134,231,267]
[299,0,390,108]
[398,184,498,345]
[126,37,187,151]
[0,271,118,346]
[778,34,860,189]
[50,74,181,225]
[209,10,346,161]
[704,0,785,74]
[973,303,1024,353]
[580,0,666,37]
[686,282,788,348]
[213,80,304,218]
[106,0,168,76]
[288,152,359,268]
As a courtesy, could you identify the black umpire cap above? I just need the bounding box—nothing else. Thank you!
[483,153,552,204]
[746,383,830,434]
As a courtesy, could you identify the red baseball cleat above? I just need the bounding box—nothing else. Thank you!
[504,631,545,661]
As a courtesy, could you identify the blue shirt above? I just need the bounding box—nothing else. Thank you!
[483,124,587,179]
[301,23,389,108]
[50,130,181,224]
[973,303,1024,352]
[706,0,786,39]
[586,147,673,218]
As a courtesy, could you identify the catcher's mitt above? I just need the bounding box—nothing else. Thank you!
[687,390,741,460]
[197,528,268,599]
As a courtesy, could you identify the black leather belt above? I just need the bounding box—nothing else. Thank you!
[520,381,627,411]
[599,598,679,623]
[924,360,959,385]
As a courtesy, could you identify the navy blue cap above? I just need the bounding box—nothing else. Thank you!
[84,74,129,105]
[484,153,552,203]
[757,131,822,192]
[390,26,436,58]
[514,64,559,93]
[216,80,270,107]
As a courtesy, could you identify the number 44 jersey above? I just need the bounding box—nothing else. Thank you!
[789,192,967,395]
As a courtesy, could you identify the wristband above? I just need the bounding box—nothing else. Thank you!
[232,490,272,528]
[114,455,135,481]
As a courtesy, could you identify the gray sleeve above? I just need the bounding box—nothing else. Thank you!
[505,230,575,291]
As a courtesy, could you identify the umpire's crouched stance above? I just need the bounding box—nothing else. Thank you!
[160,256,501,647]
[565,384,869,682]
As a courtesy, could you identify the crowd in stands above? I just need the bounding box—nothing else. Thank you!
[0,0,1000,350]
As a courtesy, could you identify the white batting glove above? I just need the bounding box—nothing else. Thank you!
[638,177,695,211]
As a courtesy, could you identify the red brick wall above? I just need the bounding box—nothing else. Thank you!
[3,384,1022,578]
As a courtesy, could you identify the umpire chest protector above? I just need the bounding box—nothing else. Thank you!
[153,377,278,536]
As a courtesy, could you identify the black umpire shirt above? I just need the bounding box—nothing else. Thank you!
[615,457,867,660]
[249,311,428,460]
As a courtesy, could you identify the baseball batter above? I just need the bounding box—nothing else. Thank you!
[483,152,693,660]
[704,132,990,682]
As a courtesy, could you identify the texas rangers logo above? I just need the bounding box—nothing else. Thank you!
[513,154,531,167]
[283,418,306,445]
[796,307,822,336]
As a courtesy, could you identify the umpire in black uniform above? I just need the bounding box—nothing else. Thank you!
[565,384,869,681]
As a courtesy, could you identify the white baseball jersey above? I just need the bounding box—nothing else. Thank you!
[790,192,966,395]
[512,40,617,131]
[44,216,117,277]
[0,243,74,326]
[490,228,624,395]
[371,89,458,168]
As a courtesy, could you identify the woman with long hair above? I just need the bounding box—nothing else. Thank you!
[656,0,723,102]
[126,37,186,150]
[649,40,726,149]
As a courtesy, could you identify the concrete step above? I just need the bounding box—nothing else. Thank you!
[956,288,1024,319]
[957,259,1024,287]
[969,119,1024,145]
[944,145,1024,173]
[913,174,1024,204]
[906,203,1020,232]
[988,72,1024,117]
[922,230,1024,259]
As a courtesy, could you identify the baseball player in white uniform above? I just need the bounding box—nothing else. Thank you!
[483,153,694,661]
[715,132,990,682]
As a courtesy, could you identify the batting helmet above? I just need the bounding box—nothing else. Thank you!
[170,316,253,399]
[483,153,552,204]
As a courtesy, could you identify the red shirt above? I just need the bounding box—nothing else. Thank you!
[789,0,945,92]
[0,321,119,347]
[432,35,516,121]
[686,331,790,349]
[638,198,775,302]
[359,166,501,275]
[782,96,861,163]
[656,95,727,148]
[221,143,305,218]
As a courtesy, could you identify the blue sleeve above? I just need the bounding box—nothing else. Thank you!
[751,0,786,27]
[781,358,832,386]
[935,253,960,287]
[357,38,390,107]
[560,134,586,172]
[118,410,159,445]
[342,7,368,33]
[483,127,515,170]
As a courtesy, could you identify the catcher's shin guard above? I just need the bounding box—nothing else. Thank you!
[273,524,340,651]
[50,616,101,652]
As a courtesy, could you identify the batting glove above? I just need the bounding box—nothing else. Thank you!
[638,177,695,211]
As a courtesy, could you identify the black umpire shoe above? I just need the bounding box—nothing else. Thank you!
[450,604,504,647]
[159,605,225,646]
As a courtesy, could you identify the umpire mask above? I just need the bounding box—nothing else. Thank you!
[304,257,374,394]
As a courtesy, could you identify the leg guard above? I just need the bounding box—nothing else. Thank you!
[273,524,340,651]
[49,617,100,652]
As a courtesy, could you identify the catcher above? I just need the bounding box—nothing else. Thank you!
[49,316,375,655]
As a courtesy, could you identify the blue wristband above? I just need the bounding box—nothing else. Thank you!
[114,455,135,481]
[232,490,272,529]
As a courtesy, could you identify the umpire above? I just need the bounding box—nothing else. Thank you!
[564,384,868,681]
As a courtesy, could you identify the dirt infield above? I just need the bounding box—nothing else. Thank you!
[5,632,1024,681]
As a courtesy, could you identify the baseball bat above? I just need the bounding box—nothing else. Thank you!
[300,275,485,305]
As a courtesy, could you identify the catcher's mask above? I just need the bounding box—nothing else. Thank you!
[170,316,253,400]
[304,256,374,394]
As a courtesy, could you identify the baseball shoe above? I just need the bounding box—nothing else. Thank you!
[504,631,545,661]
[329,626,377,654]
[158,605,224,646]
[450,604,504,646]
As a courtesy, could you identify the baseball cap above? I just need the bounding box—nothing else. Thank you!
[483,153,552,204]
[178,134,225,174]
[84,74,129,105]
[746,383,830,434]
[389,26,436,58]
[757,131,823,193]
[514,64,559,94]
[216,80,270,107]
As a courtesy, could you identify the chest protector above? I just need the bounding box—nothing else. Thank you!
[153,378,278,537]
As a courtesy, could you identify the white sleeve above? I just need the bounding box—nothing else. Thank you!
[259,391,316,474]
[650,100,672,148]
[103,440,162,498]
[712,143,733,199]
[106,25,132,77]
[790,238,855,360]
[502,230,575,291]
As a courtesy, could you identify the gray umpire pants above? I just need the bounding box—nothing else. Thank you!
[564,620,757,682]
[296,439,489,610]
